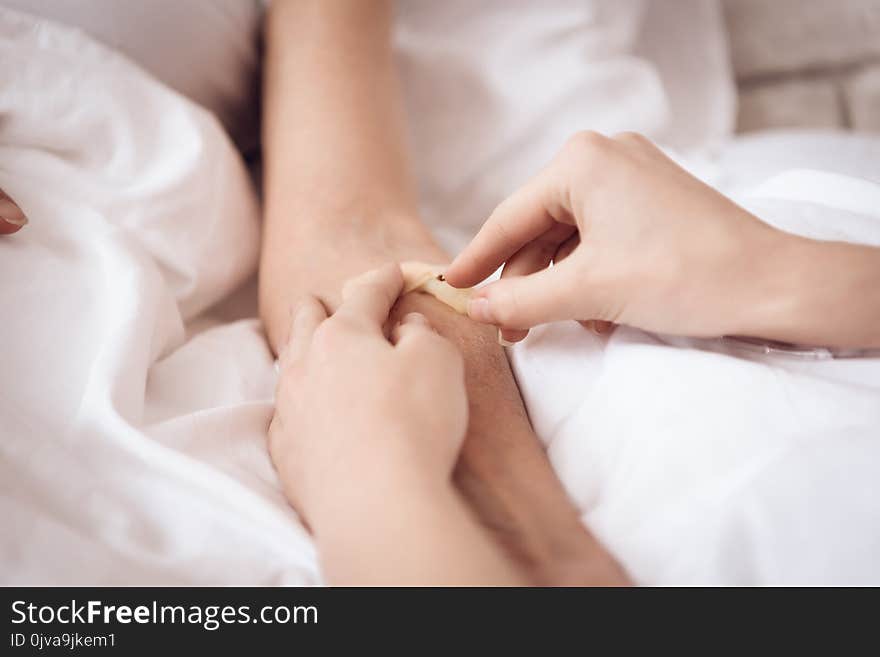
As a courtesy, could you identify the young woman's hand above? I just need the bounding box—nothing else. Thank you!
[268,263,468,527]
[0,189,27,234]
[445,131,784,343]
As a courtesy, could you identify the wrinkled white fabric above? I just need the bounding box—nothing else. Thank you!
[2,5,878,585]
[394,0,734,253]
[0,8,317,584]
[0,0,263,153]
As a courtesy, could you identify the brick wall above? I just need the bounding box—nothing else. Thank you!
[723,0,880,132]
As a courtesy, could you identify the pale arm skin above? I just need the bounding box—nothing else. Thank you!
[319,466,526,586]
[260,0,626,584]
[447,131,880,349]
[745,239,880,348]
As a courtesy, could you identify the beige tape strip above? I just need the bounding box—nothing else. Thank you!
[400,261,473,315]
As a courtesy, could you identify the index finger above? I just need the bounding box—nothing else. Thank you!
[335,263,405,331]
[444,166,572,288]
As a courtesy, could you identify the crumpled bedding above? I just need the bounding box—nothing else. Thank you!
[1,8,878,585]
[0,8,316,584]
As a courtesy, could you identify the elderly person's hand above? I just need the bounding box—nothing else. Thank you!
[0,189,27,234]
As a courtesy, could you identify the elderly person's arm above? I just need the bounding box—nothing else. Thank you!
[259,0,626,585]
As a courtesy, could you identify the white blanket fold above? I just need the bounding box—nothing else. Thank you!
[1,8,316,585]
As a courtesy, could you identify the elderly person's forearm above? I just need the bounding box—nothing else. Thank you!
[260,0,441,351]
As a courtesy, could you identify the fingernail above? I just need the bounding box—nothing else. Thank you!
[498,329,515,347]
[594,320,613,335]
[0,198,27,226]
[468,297,493,323]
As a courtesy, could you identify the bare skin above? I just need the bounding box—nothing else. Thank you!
[270,265,527,585]
[260,0,626,585]
[448,131,880,349]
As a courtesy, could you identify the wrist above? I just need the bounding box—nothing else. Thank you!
[308,450,453,541]
[733,224,823,341]
[726,221,806,338]
[741,234,880,348]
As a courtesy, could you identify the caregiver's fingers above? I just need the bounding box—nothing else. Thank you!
[390,312,433,346]
[550,233,617,336]
[498,241,551,343]
[445,167,573,289]
[553,233,616,335]
[282,295,328,366]
[337,263,404,330]
[496,224,577,344]
[550,237,617,337]
[468,256,580,330]
[502,223,577,279]
[0,190,28,235]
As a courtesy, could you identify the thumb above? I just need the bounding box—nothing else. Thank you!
[467,258,583,330]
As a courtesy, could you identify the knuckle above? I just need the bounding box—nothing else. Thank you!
[565,130,608,158]
[352,280,379,302]
[380,261,404,288]
[418,329,457,359]
[348,264,402,299]
[411,326,442,351]
[613,130,649,148]
[311,319,345,348]
[560,131,613,184]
